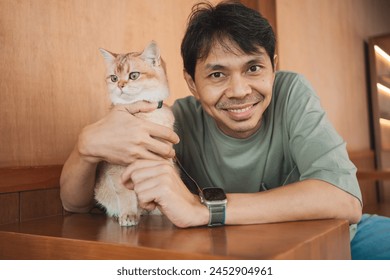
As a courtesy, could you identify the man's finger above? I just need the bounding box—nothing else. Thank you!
[121,159,167,184]
[115,101,159,114]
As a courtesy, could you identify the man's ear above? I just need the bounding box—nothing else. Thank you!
[273,54,278,71]
[183,71,199,99]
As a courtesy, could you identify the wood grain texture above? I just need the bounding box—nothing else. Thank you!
[349,150,379,207]
[367,34,390,202]
[241,0,277,33]
[364,202,390,216]
[20,188,63,222]
[3,0,387,168]
[0,165,62,193]
[0,0,220,167]
[0,214,351,260]
[0,193,19,225]
[276,0,390,151]
[350,150,390,216]
[357,169,390,181]
[0,166,65,224]
[2,0,387,169]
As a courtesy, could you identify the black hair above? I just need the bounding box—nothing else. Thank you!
[181,0,276,80]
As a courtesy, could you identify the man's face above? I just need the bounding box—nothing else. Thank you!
[184,41,276,139]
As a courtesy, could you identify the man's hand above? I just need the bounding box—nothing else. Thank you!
[121,159,209,228]
[77,101,179,165]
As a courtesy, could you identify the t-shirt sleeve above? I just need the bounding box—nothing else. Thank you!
[285,75,362,205]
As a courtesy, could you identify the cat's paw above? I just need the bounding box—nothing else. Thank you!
[147,208,162,215]
[118,213,139,227]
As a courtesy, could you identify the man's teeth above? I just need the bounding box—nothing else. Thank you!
[227,105,252,113]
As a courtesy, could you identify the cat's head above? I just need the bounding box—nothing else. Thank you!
[99,41,169,105]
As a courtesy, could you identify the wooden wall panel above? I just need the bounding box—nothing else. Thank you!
[0,165,62,193]
[0,166,66,224]
[349,150,378,209]
[0,0,280,168]
[275,0,390,152]
[0,193,19,225]
[241,0,277,32]
[0,0,219,168]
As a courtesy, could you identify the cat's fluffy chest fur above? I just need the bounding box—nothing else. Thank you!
[95,41,175,226]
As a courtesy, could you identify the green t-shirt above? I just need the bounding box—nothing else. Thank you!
[172,71,362,204]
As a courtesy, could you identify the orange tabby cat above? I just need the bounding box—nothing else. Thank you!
[95,41,175,226]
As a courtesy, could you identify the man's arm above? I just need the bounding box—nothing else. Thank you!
[225,179,362,225]
[122,160,362,228]
[60,145,98,212]
[60,102,179,213]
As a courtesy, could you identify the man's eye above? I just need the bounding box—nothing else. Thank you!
[248,65,261,73]
[110,75,118,82]
[129,72,140,80]
[210,72,224,78]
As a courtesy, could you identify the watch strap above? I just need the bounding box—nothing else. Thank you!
[208,203,226,226]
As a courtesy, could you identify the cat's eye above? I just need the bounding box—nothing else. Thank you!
[110,75,118,82]
[129,72,140,80]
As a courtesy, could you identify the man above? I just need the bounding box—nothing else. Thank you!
[60,1,389,259]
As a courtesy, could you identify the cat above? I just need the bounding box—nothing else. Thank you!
[95,41,175,226]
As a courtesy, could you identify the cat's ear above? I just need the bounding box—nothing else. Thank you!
[141,41,161,67]
[99,48,117,66]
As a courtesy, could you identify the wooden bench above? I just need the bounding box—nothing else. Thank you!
[0,165,64,225]
[1,164,388,259]
[0,165,352,259]
[356,169,390,216]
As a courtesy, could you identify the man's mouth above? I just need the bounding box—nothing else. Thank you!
[221,101,263,121]
[227,104,255,113]
[216,94,264,110]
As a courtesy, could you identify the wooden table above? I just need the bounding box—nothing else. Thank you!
[0,213,350,260]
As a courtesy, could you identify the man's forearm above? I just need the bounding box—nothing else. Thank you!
[60,145,98,213]
[225,179,362,225]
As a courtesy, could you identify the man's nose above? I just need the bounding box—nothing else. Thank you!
[225,74,251,98]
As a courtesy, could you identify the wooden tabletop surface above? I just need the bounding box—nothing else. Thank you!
[0,213,351,260]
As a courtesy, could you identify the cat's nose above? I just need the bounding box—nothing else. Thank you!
[118,81,126,88]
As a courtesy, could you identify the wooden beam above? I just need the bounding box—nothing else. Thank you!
[357,170,390,181]
[0,165,62,194]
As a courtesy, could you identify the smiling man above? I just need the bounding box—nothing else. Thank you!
[184,43,273,139]
[60,1,390,259]
[167,1,362,226]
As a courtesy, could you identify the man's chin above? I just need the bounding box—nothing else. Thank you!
[219,121,262,139]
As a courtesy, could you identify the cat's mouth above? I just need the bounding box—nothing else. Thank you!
[119,90,132,96]
[118,90,139,98]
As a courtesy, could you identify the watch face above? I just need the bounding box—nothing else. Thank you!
[202,187,226,201]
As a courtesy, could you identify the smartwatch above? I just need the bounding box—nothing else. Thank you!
[199,187,227,227]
